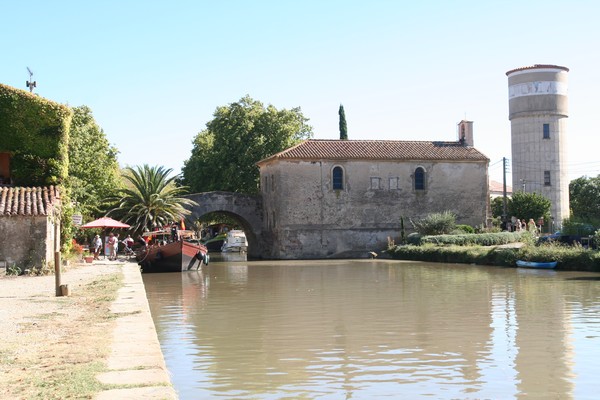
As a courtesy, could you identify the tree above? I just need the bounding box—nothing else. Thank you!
[508,191,551,221]
[490,196,511,218]
[410,211,456,235]
[570,175,600,222]
[67,106,121,217]
[108,165,197,233]
[182,96,313,194]
[339,104,348,140]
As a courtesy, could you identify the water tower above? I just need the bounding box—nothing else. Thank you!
[506,64,569,229]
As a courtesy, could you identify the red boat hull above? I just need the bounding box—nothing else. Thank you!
[137,241,208,273]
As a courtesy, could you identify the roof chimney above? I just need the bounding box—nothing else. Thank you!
[457,120,474,146]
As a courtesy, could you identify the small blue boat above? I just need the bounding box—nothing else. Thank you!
[516,260,557,269]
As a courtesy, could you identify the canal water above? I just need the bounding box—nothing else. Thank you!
[143,256,600,399]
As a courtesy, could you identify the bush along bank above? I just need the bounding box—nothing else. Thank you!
[387,243,600,272]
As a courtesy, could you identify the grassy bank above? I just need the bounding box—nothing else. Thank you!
[387,243,600,272]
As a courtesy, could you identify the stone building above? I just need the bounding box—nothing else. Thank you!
[0,186,61,272]
[257,128,489,259]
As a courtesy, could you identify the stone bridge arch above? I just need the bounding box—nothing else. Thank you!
[184,191,263,258]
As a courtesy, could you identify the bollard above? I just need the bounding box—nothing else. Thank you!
[55,251,62,296]
[60,284,70,296]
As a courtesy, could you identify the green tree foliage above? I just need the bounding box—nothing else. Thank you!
[182,96,313,194]
[490,196,511,218]
[67,106,121,217]
[339,104,348,140]
[108,165,197,233]
[570,175,600,222]
[508,191,551,221]
[410,211,457,235]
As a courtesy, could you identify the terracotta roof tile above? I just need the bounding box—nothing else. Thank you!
[258,139,488,164]
[0,186,60,216]
[489,180,512,193]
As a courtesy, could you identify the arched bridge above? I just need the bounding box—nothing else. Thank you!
[184,191,263,258]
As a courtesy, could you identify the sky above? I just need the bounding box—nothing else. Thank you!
[2,0,599,185]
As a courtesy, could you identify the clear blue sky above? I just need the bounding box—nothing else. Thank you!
[2,0,598,184]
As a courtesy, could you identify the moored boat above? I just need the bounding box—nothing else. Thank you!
[137,230,209,273]
[516,260,557,269]
[221,230,248,253]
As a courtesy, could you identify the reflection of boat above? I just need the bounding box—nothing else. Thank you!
[137,230,208,273]
[516,260,557,269]
[221,230,248,253]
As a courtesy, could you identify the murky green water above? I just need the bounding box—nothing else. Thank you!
[143,257,600,399]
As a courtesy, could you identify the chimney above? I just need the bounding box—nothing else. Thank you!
[457,120,474,146]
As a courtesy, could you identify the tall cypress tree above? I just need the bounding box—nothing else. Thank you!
[339,104,348,140]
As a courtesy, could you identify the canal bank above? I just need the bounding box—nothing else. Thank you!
[0,259,177,399]
[95,260,177,400]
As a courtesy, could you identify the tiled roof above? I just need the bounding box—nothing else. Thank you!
[258,139,488,165]
[0,186,60,216]
[489,180,512,194]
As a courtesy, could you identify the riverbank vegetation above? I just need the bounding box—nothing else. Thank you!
[388,242,600,272]
[389,211,600,272]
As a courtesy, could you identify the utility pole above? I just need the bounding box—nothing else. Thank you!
[502,157,508,226]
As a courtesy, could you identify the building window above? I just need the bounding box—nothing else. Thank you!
[414,167,426,190]
[543,123,550,139]
[544,170,551,186]
[332,166,344,190]
[370,177,381,190]
[389,177,399,190]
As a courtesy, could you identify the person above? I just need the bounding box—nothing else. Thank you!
[171,223,179,242]
[137,235,147,249]
[527,218,537,235]
[107,232,118,260]
[123,234,134,248]
[92,235,102,260]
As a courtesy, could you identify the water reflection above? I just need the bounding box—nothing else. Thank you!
[143,259,600,399]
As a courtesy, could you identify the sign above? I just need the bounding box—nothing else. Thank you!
[72,214,83,226]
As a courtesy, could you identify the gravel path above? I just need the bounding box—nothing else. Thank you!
[0,260,122,339]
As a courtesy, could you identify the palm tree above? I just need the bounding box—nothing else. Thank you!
[108,165,197,233]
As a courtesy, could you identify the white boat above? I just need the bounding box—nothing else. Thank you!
[221,230,248,252]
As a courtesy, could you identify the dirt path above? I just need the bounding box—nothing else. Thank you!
[0,260,124,399]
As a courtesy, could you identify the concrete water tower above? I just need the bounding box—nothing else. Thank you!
[506,64,570,229]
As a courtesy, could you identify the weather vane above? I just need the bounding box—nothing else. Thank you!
[26,67,36,93]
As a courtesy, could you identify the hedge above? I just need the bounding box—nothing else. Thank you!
[0,83,72,185]
[387,243,600,272]
[419,231,523,246]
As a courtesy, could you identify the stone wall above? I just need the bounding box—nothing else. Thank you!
[261,159,489,259]
[0,215,56,271]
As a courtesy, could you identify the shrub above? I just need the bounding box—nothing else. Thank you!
[455,224,475,234]
[410,211,456,235]
[406,232,422,245]
[420,231,522,246]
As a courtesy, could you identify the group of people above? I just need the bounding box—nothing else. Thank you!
[505,217,541,234]
[91,233,135,260]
